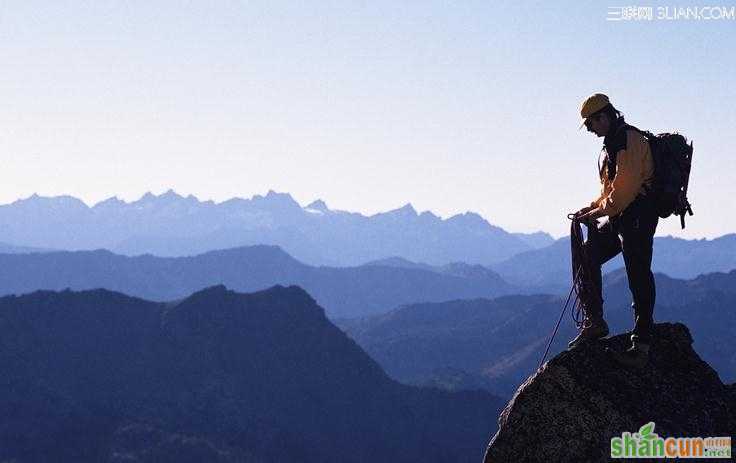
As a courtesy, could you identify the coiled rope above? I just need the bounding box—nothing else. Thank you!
[536,215,604,370]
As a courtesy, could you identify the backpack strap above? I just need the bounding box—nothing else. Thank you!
[602,122,634,180]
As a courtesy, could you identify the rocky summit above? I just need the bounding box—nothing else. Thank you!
[484,323,735,462]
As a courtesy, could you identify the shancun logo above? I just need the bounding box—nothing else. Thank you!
[611,422,731,459]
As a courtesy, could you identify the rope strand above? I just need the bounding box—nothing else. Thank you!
[536,215,602,370]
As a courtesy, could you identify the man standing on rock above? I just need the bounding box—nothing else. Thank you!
[568,93,658,368]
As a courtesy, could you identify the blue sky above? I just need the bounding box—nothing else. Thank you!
[1,1,733,239]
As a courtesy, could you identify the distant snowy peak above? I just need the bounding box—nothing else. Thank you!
[0,190,536,264]
[396,203,417,215]
[251,190,301,210]
[93,196,125,208]
[91,189,304,212]
[91,196,126,214]
[512,231,555,249]
[159,189,192,202]
[7,192,499,229]
[305,199,329,214]
[9,194,88,213]
[447,211,493,229]
[89,191,209,214]
[135,189,198,204]
[376,203,417,218]
[138,192,157,202]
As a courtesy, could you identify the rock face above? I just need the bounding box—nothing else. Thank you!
[484,323,736,462]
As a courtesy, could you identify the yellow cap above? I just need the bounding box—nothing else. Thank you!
[579,93,610,129]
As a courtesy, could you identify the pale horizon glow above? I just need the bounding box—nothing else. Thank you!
[2,1,733,241]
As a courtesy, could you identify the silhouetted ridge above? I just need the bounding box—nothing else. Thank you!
[483,323,736,462]
[0,286,502,462]
[187,283,322,313]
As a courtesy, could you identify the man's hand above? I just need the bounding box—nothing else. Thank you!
[574,205,596,218]
[577,207,605,224]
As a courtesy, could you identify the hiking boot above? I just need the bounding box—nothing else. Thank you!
[567,317,609,349]
[608,342,650,369]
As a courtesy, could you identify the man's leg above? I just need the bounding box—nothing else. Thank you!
[568,220,622,348]
[620,212,658,345]
[584,220,624,319]
[609,199,659,367]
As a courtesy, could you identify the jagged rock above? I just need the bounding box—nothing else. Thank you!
[484,323,736,462]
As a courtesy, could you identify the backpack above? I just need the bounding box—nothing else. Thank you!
[640,131,694,229]
[603,124,694,229]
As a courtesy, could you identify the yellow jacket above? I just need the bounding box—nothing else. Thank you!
[591,129,655,217]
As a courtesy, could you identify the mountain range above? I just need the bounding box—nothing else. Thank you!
[0,191,546,265]
[0,285,503,462]
[0,245,513,319]
[339,269,736,397]
[490,232,736,292]
[1,191,733,461]
[3,191,734,289]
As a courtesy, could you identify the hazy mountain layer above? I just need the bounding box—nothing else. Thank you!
[339,270,736,397]
[0,245,513,319]
[0,191,533,265]
[492,233,736,291]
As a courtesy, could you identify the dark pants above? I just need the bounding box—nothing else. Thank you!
[584,194,659,344]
